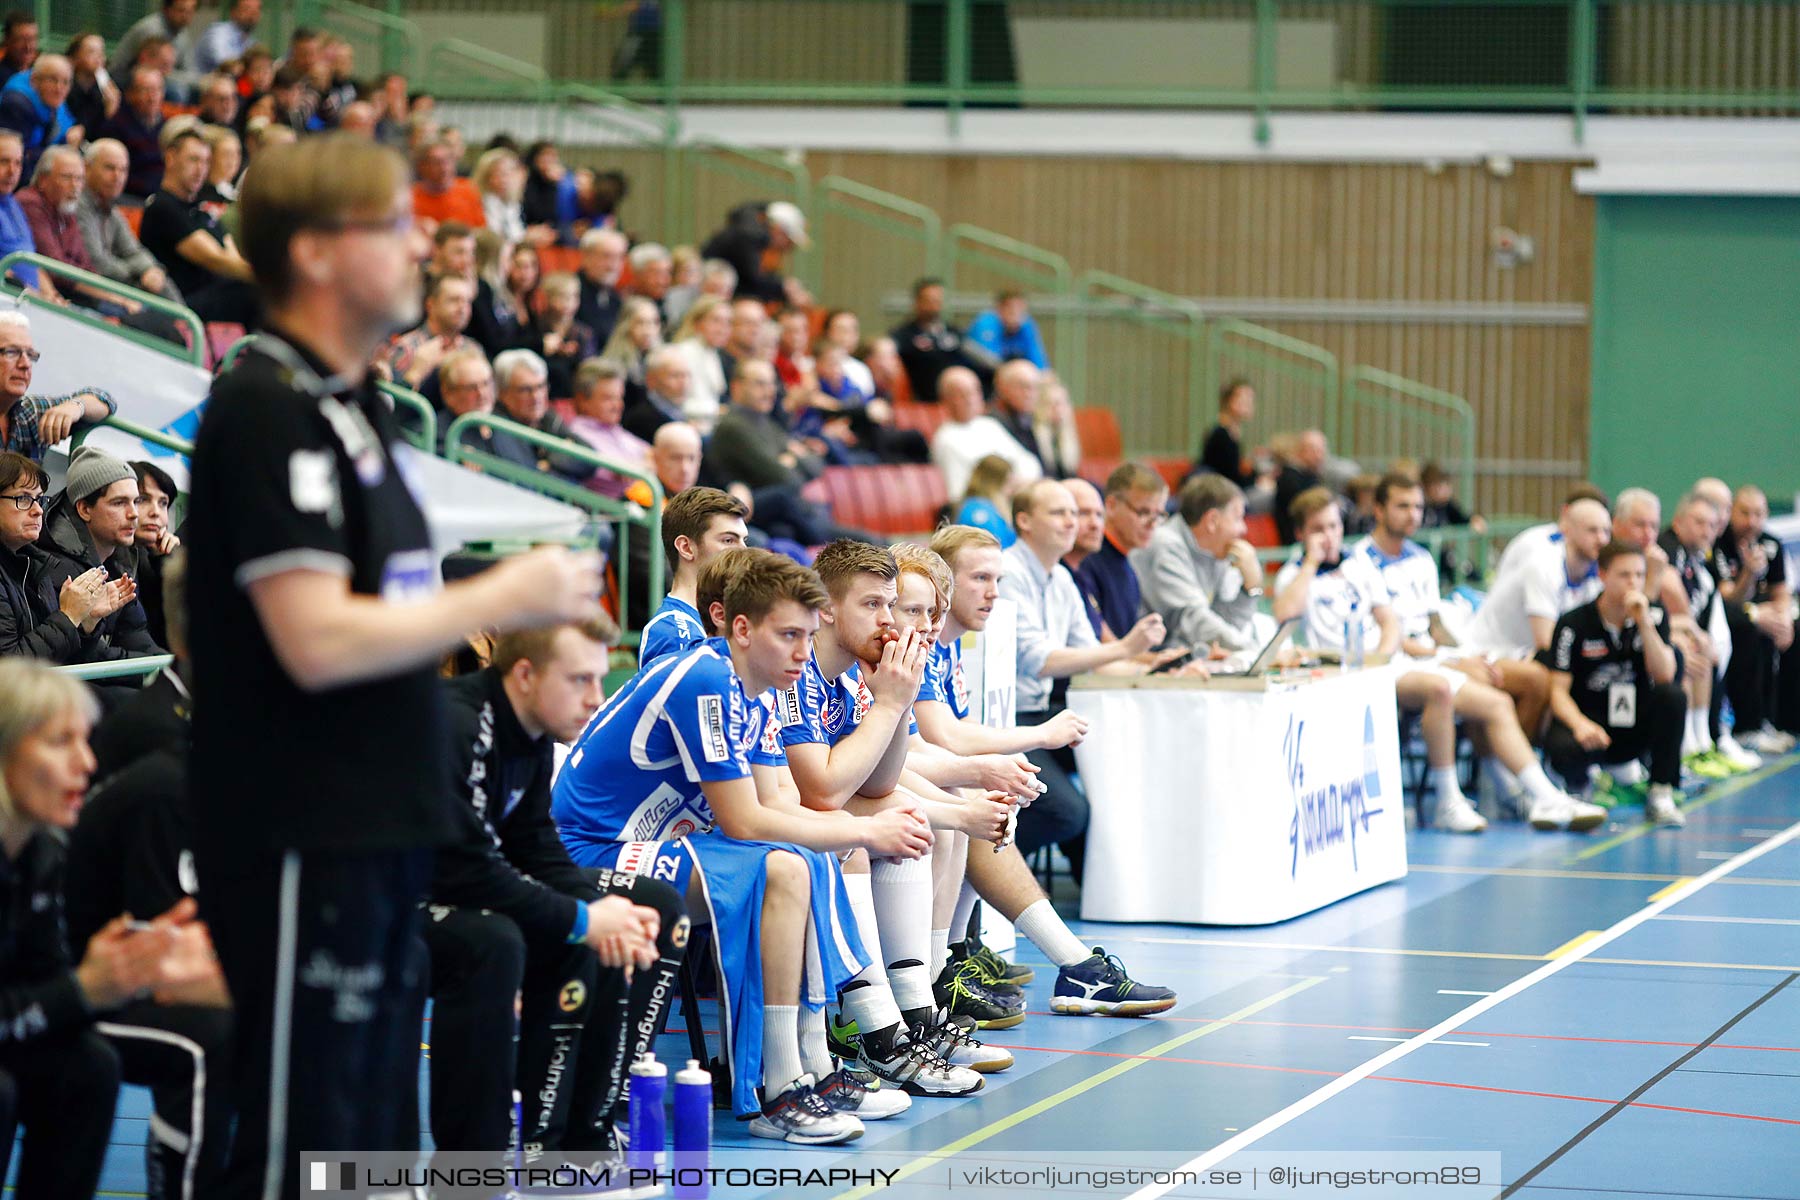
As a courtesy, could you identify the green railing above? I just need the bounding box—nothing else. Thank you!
[73,414,195,459]
[427,36,552,100]
[813,176,943,335]
[1207,318,1341,464]
[1069,271,1207,460]
[679,139,811,249]
[59,656,174,684]
[0,253,207,369]
[1340,365,1479,507]
[381,381,438,454]
[944,224,1072,365]
[313,0,421,78]
[443,411,666,633]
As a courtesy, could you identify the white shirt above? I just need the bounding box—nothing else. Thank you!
[1494,522,1560,579]
[997,540,1095,713]
[1352,536,1441,641]
[673,339,727,432]
[931,416,1043,499]
[1274,554,1390,652]
[1462,539,1601,659]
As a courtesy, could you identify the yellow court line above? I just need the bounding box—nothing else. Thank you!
[1570,753,1800,863]
[1647,877,1695,902]
[1546,930,1604,959]
[831,977,1327,1200]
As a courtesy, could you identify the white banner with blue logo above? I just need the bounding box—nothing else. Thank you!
[1069,667,1407,925]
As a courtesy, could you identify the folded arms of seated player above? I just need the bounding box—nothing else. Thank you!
[903,733,1042,800]
[912,693,1086,759]
[892,768,1013,845]
[783,630,927,810]
[703,775,932,859]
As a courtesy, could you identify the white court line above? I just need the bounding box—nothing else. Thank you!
[1650,913,1800,928]
[1347,1035,1488,1047]
[1439,989,1494,996]
[1123,814,1800,1200]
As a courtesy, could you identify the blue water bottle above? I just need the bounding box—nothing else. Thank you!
[628,1052,667,1172]
[672,1059,713,1198]
[1345,598,1365,670]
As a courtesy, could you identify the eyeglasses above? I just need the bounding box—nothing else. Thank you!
[0,346,41,364]
[0,493,45,510]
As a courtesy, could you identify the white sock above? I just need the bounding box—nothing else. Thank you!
[951,879,980,942]
[869,856,934,1012]
[798,1006,833,1079]
[1517,762,1562,801]
[1484,757,1521,795]
[1015,899,1090,969]
[1432,766,1468,807]
[762,1005,803,1096]
[930,928,951,978]
[839,873,904,1031]
[1683,709,1713,756]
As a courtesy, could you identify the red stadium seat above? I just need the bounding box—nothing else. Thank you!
[1245,512,1281,548]
[815,464,948,536]
[1073,406,1123,461]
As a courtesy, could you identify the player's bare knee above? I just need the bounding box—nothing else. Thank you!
[765,849,810,902]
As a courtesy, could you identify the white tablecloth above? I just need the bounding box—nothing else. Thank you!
[1069,668,1408,925]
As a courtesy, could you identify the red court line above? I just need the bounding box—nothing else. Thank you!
[985,1043,1799,1126]
[1097,1013,1800,1054]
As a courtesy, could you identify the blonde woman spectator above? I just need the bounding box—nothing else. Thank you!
[474,146,554,248]
[954,454,1018,548]
[1032,373,1081,479]
[599,294,663,409]
[669,294,730,429]
[821,308,876,397]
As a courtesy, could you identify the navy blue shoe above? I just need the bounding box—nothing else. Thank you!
[1052,947,1177,1016]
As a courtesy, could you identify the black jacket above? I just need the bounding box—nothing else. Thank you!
[0,540,89,662]
[90,666,191,784]
[0,831,92,1049]
[431,667,601,942]
[701,202,786,304]
[38,492,163,660]
[64,750,192,952]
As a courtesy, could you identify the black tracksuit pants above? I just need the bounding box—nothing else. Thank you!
[1547,682,1685,788]
[97,1001,240,1200]
[0,1027,121,1200]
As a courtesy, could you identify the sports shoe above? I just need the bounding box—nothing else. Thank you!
[1715,733,1762,771]
[826,1009,862,1061]
[1051,948,1178,1016]
[1528,792,1607,832]
[934,958,1025,1029]
[1738,725,1795,754]
[1433,793,1488,834]
[910,1008,1014,1073]
[962,931,1034,985]
[1685,750,1734,780]
[748,1076,865,1144]
[1645,787,1687,828]
[858,1029,984,1096]
[1590,773,1646,809]
[814,1065,912,1119]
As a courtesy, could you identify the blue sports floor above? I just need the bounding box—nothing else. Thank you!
[93,755,1800,1199]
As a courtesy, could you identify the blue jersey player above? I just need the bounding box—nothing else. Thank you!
[637,486,748,667]
[553,553,937,1141]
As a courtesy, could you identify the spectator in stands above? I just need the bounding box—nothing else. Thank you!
[669,293,730,431]
[0,658,208,1200]
[129,460,179,649]
[799,337,907,465]
[1271,428,1332,544]
[664,255,735,328]
[706,357,822,491]
[435,346,537,477]
[140,127,256,323]
[722,295,767,377]
[930,365,1043,500]
[192,0,258,76]
[241,116,293,164]
[111,1,195,96]
[429,221,512,357]
[1421,461,1482,532]
[0,10,35,88]
[197,123,239,211]
[700,198,810,306]
[526,270,595,399]
[520,139,575,239]
[1071,461,1164,642]
[864,333,905,403]
[336,98,375,139]
[411,136,484,234]
[0,54,76,182]
[64,34,119,139]
[0,130,54,300]
[253,64,311,137]
[493,347,589,483]
[821,308,875,394]
[626,240,673,326]
[195,71,236,129]
[566,357,649,499]
[76,137,176,301]
[39,445,162,658]
[574,226,626,346]
[371,71,408,146]
[0,451,137,660]
[1718,484,1796,753]
[893,277,989,404]
[18,145,89,275]
[1061,475,1105,635]
[313,36,356,128]
[236,42,275,106]
[474,146,543,248]
[772,305,814,392]
[953,454,1017,549]
[1196,379,1261,488]
[1001,479,1174,879]
[1032,373,1081,479]
[97,65,164,200]
[0,312,114,462]
[968,289,1049,369]
[498,236,540,330]
[613,306,678,437]
[1134,473,1265,659]
[1545,539,1686,826]
[385,271,478,388]
[1345,472,1381,536]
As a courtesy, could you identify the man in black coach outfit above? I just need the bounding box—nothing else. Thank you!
[184,133,604,1199]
